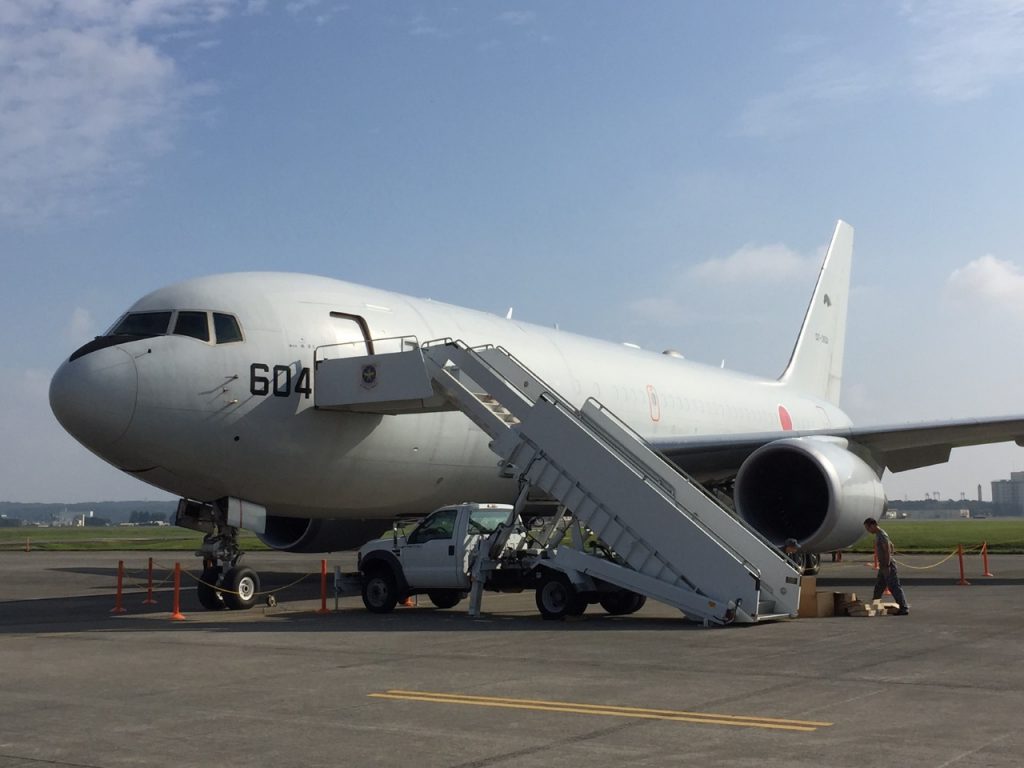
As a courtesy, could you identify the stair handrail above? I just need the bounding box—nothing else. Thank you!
[313,334,419,367]
[579,397,798,569]
[529,393,767,578]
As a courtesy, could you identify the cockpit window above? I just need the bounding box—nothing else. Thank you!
[111,311,172,336]
[213,313,243,344]
[173,311,210,342]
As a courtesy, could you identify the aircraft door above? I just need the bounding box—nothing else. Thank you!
[401,508,462,588]
[320,312,373,360]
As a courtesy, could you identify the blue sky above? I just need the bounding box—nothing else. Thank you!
[3,0,1024,503]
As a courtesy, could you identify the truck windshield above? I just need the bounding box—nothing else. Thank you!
[468,508,509,534]
[407,508,457,543]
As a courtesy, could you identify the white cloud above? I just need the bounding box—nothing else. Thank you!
[947,254,1024,313]
[740,1,1024,138]
[66,307,98,347]
[906,0,1024,102]
[690,243,815,284]
[286,0,320,15]
[497,10,536,26]
[0,0,232,223]
[409,12,449,38]
[736,58,873,139]
[624,240,819,333]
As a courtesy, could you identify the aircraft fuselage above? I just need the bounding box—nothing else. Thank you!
[50,272,851,522]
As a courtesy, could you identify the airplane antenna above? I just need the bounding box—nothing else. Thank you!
[720,360,726,369]
[505,307,514,320]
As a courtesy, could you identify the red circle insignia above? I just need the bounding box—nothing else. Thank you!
[778,405,793,431]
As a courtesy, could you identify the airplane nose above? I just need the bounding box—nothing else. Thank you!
[50,346,139,451]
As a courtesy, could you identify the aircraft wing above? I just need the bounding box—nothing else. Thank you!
[650,416,1024,482]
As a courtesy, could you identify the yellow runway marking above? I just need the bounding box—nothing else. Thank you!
[369,690,833,733]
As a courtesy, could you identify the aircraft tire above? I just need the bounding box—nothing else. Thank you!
[223,566,260,610]
[362,567,399,614]
[427,590,462,609]
[803,553,821,577]
[535,572,584,620]
[197,567,225,611]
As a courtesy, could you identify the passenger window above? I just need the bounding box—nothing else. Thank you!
[213,313,243,344]
[173,311,210,342]
[408,509,458,544]
[111,311,172,336]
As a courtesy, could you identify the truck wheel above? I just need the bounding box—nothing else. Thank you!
[362,568,399,614]
[625,594,647,614]
[223,566,260,610]
[599,591,647,615]
[427,590,462,609]
[535,572,585,620]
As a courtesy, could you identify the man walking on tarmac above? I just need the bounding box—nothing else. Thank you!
[864,517,910,615]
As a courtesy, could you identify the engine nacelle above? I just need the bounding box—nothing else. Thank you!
[258,516,389,553]
[734,437,885,553]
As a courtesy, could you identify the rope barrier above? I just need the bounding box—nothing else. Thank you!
[177,565,318,598]
[106,558,327,619]
[892,549,959,570]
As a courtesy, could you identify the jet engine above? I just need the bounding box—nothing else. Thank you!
[258,516,389,553]
[733,437,885,552]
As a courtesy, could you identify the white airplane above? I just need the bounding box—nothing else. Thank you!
[50,221,1024,608]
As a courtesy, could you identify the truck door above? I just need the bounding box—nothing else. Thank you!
[400,508,463,588]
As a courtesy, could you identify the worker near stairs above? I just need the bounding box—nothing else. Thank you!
[783,538,802,567]
[863,517,909,615]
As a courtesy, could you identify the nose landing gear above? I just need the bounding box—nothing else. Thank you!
[174,497,265,611]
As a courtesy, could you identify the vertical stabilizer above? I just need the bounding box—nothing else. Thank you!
[778,220,853,405]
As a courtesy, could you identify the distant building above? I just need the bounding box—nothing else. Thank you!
[887,498,996,519]
[991,472,1024,516]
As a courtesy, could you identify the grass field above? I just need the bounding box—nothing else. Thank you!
[3,519,1023,553]
[0,527,269,552]
[848,519,1024,554]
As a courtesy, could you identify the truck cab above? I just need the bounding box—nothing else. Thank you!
[358,503,514,612]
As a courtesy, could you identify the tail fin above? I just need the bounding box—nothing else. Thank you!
[778,220,853,405]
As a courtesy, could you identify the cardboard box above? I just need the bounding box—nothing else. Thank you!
[797,576,817,618]
[815,590,836,617]
[834,592,857,614]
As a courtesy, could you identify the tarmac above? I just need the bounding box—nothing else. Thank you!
[1,550,1023,768]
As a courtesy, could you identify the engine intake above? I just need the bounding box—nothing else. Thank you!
[734,437,885,553]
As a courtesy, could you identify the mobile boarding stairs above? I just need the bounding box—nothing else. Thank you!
[314,338,802,625]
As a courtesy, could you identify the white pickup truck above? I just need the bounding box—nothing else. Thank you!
[357,502,646,620]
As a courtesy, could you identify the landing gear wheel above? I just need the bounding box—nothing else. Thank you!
[196,566,225,611]
[802,552,821,577]
[535,572,586,620]
[222,566,260,610]
[427,590,462,609]
[362,568,399,614]
[599,590,646,616]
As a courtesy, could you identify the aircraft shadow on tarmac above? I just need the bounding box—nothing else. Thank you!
[5,565,1020,638]
[0,589,710,636]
